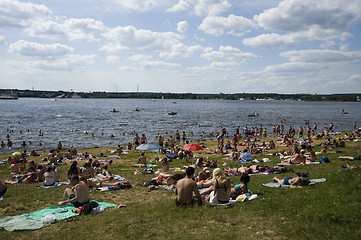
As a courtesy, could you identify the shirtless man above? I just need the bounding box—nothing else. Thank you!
[58,175,90,207]
[281,148,306,164]
[175,167,205,207]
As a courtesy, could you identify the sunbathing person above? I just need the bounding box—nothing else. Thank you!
[58,175,90,207]
[272,172,311,186]
[81,162,95,179]
[138,152,147,164]
[338,155,361,161]
[159,157,170,172]
[306,145,316,162]
[5,166,38,184]
[200,168,231,204]
[196,167,212,182]
[341,164,361,169]
[67,161,81,180]
[224,166,253,176]
[231,174,250,199]
[43,166,56,186]
[80,177,131,189]
[239,148,252,161]
[281,148,306,164]
[175,167,205,207]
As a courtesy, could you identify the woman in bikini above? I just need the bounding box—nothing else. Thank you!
[231,174,250,199]
[272,172,311,186]
[201,168,231,204]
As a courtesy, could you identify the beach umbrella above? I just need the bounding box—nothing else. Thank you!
[182,143,203,151]
[12,152,21,156]
[136,143,163,151]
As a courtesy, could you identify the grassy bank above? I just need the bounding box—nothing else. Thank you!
[0,134,360,239]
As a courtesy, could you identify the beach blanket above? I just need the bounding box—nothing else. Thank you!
[278,162,320,166]
[0,201,117,231]
[262,178,327,188]
[40,181,70,189]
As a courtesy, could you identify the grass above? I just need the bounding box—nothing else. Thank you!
[1,134,361,239]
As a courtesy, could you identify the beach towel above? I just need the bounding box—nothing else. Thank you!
[261,178,327,188]
[22,201,116,221]
[0,201,117,231]
[40,181,70,189]
[0,215,47,231]
[278,162,320,166]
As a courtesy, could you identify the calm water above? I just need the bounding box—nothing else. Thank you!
[1,98,360,154]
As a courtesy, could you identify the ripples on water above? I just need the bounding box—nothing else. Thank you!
[1,98,360,154]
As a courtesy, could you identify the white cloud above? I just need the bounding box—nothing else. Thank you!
[255,0,361,32]
[26,18,106,41]
[167,0,230,16]
[246,0,361,48]
[128,54,153,62]
[167,0,190,12]
[243,27,342,48]
[280,49,361,63]
[140,60,180,68]
[113,0,158,12]
[101,26,183,52]
[106,55,120,63]
[8,40,73,58]
[349,74,361,83]
[7,54,96,72]
[199,14,256,36]
[177,21,189,33]
[201,46,257,63]
[320,41,335,49]
[159,43,202,59]
[0,0,53,28]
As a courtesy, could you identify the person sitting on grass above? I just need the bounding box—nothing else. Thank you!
[58,175,89,207]
[200,168,231,204]
[138,152,147,165]
[43,166,56,186]
[272,172,311,186]
[231,174,250,200]
[67,161,81,180]
[175,167,205,207]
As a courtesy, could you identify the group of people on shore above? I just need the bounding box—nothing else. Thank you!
[1,121,360,208]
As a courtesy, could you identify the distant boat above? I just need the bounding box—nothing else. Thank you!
[248,112,259,117]
[168,112,177,115]
[133,107,140,112]
[111,108,119,113]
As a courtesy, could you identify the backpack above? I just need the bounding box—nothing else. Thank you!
[80,201,99,215]
[319,157,330,163]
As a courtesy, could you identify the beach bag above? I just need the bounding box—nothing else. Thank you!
[209,191,218,205]
[80,201,99,215]
[319,157,330,163]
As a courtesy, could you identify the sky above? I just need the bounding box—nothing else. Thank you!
[0,0,361,94]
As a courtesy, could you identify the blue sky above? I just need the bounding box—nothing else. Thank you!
[0,0,360,94]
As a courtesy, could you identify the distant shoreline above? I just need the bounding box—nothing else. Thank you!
[1,88,361,102]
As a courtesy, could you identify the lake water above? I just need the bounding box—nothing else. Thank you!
[1,98,360,154]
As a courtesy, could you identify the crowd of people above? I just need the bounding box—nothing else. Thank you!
[1,122,360,208]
